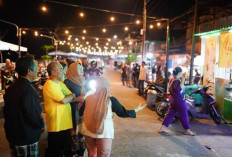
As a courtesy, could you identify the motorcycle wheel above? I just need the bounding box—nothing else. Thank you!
[156,101,168,118]
[209,106,221,124]
[143,91,147,99]
[188,111,194,121]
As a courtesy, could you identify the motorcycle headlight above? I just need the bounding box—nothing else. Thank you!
[89,80,96,90]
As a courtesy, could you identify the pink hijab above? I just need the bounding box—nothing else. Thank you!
[66,62,86,86]
[84,77,110,134]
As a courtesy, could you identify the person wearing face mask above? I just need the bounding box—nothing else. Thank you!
[159,67,196,136]
[43,62,84,157]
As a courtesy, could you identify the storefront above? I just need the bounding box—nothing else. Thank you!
[195,26,232,121]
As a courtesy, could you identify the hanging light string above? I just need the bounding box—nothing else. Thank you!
[45,0,157,19]
[21,19,159,30]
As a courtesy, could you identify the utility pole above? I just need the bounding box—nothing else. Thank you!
[40,34,58,60]
[142,0,147,60]
[18,28,22,57]
[0,19,21,57]
[189,0,198,84]
[164,19,170,92]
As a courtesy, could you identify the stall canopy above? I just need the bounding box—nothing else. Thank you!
[48,51,87,58]
[48,51,68,56]
[0,40,27,51]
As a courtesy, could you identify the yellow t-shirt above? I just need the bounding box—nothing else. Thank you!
[43,79,72,132]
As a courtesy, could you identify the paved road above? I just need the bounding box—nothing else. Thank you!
[1,68,232,157]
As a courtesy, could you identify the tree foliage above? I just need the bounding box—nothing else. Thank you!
[41,45,54,53]
[126,53,136,63]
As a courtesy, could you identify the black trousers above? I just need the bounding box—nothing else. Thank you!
[138,80,145,95]
[45,130,70,157]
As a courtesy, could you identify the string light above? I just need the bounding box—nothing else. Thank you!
[157,22,161,27]
[96,38,99,41]
[22,31,26,34]
[82,36,85,40]
[41,5,47,12]
[75,38,78,41]
[83,29,87,34]
[149,24,154,29]
[124,26,129,31]
[86,41,89,44]
[110,16,115,22]
[65,30,69,34]
[102,28,107,33]
[34,31,39,36]
[79,11,85,18]
[136,20,141,25]
[113,35,117,39]
[107,38,111,42]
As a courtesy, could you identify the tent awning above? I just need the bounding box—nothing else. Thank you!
[0,40,27,51]
[48,51,68,56]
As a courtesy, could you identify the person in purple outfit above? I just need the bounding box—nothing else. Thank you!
[159,67,196,136]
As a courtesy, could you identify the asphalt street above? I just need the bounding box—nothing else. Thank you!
[0,67,232,157]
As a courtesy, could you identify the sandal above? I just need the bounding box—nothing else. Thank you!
[184,131,196,136]
[158,128,172,135]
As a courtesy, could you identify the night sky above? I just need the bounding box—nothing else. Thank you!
[0,0,194,57]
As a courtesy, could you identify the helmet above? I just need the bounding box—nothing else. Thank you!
[90,61,97,67]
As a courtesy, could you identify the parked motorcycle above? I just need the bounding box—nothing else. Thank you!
[190,84,221,124]
[143,81,164,99]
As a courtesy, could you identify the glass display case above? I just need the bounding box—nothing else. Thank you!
[223,68,232,121]
[224,80,232,100]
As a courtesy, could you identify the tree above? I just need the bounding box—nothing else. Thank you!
[126,53,136,63]
[41,45,54,55]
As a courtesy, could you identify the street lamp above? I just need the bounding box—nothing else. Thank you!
[40,34,59,60]
[0,19,22,57]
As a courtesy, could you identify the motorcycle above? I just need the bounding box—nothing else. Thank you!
[189,84,221,124]
[143,81,165,99]
[155,93,170,118]
[144,82,166,109]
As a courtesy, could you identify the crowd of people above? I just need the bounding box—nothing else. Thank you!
[3,55,146,157]
[119,62,168,96]
[119,62,201,96]
[1,55,203,156]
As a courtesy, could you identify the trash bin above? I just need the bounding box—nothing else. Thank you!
[147,90,157,108]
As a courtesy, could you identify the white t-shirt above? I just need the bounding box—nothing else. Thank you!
[139,66,147,80]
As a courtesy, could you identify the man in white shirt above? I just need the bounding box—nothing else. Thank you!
[138,61,147,96]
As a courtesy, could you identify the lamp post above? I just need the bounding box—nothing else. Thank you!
[0,19,22,57]
[40,34,58,60]
[189,0,198,84]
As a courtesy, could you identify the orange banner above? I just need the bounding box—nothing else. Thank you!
[219,32,232,68]
[204,36,217,95]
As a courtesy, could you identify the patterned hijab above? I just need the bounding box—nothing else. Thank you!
[84,77,110,134]
[66,62,86,86]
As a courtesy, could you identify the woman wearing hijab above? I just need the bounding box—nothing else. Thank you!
[79,77,146,157]
[159,67,195,136]
[64,61,86,156]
